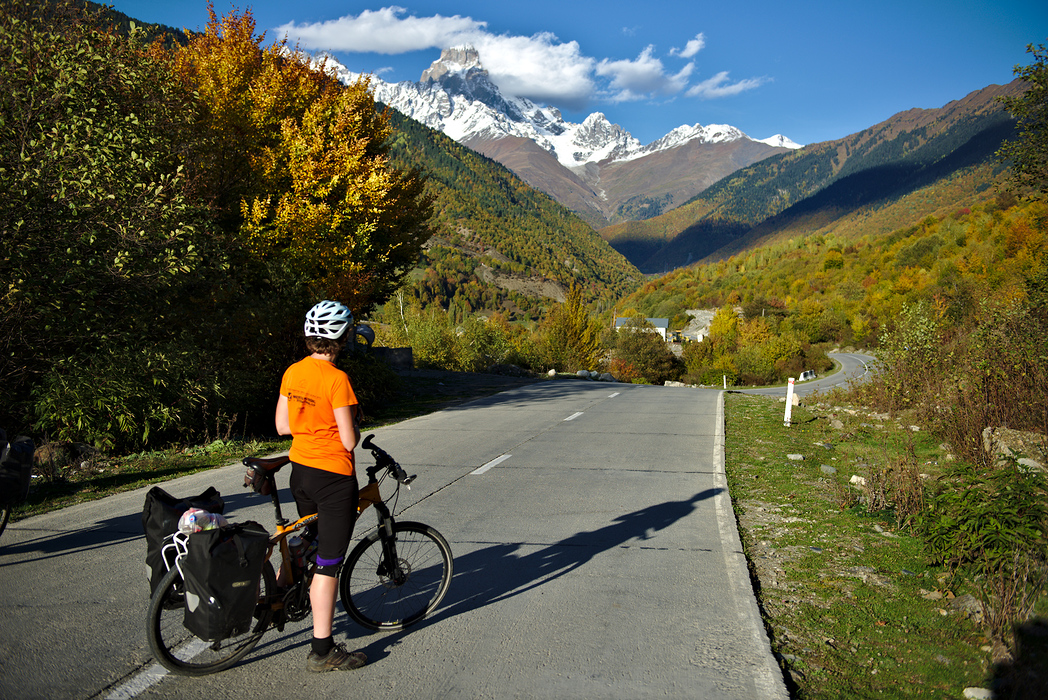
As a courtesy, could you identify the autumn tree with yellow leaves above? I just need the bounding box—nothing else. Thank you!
[174,5,432,312]
[0,1,431,449]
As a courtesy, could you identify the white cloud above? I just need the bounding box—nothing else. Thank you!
[596,46,693,102]
[686,71,767,99]
[671,33,706,59]
[274,6,486,54]
[275,8,762,108]
[471,33,596,110]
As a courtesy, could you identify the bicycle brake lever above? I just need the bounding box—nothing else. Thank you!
[393,466,416,488]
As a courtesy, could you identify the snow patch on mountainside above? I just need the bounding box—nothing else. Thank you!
[755,134,803,149]
[325,46,801,170]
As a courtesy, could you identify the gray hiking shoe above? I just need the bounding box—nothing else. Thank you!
[306,643,367,672]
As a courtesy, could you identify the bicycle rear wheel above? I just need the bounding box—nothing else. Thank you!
[339,521,453,631]
[146,561,275,676]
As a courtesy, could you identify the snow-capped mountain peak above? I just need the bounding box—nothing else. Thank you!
[641,123,748,155]
[420,45,484,83]
[755,134,802,149]
[326,47,800,170]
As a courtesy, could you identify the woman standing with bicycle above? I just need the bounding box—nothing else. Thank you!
[275,300,368,673]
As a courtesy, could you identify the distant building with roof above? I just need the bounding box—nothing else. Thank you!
[614,317,669,341]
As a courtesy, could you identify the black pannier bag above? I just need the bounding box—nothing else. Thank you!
[141,486,224,594]
[182,521,270,641]
[0,430,34,508]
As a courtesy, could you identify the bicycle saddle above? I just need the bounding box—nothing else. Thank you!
[243,455,291,472]
[242,455,290,495]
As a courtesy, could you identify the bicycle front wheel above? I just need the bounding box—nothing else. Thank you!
[340,521,453,631]
[146,561,275,676]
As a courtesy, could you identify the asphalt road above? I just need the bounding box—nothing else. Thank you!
[1,381,789,700]
[736,351,875,397]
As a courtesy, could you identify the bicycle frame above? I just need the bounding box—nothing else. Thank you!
[258,468,318,590]
[247,449,403,599]
[357,465,407,583]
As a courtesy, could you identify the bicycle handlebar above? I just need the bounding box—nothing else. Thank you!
[361,434,416,487]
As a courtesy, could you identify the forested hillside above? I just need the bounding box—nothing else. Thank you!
[622,194,1042,352]
[0,1,642,451]
[382,111,643,321]
[603,81,1022,272]
[87,0,643,322]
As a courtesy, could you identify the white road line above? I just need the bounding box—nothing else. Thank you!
[105,663,169,699]
[609,392,620,398]
[471,454,512,475]
[105,639,209,699]
[564,412,584,421]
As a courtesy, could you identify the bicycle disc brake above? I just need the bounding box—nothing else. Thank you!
[378,558,412,588]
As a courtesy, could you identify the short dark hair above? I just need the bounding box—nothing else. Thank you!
[306,336,344,357]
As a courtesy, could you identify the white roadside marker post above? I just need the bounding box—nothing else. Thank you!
[784,377,795,427]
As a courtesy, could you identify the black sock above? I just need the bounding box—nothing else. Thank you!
[312,636,334,657]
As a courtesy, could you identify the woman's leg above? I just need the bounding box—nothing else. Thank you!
[310,572,338,637]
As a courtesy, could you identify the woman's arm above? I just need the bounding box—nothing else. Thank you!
[275,394,291,436]
[333,404,359,453]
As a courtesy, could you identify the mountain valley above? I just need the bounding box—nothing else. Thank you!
[601,80,1023,272]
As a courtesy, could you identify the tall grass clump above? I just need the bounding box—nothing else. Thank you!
[919,459,1048,657]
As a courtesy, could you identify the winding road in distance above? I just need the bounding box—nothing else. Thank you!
[736,351,875,398]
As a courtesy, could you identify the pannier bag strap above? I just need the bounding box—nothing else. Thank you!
[233,531,249,568]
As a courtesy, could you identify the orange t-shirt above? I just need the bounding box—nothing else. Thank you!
[280,357,358,475]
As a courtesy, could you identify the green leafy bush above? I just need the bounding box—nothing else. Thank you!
[920,462,1047,572]
[612,317,683,384]
[31,345,216,451]
[918,460,1048,644]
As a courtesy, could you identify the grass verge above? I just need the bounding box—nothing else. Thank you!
[723,392,1033,699]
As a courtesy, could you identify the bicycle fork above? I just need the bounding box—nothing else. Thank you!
[373,505,407,587]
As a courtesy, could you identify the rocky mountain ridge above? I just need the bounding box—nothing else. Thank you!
[328,46,797,228]
[603,79,1024,273]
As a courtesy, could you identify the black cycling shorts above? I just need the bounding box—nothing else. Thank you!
[289,463,359,576]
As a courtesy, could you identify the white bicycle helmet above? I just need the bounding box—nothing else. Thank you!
[304,300,353,340]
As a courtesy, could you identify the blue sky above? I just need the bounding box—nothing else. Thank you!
[111,1,1048,146]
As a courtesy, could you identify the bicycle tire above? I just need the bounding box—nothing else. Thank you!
[339,521,453,631]
[146,560,275,676]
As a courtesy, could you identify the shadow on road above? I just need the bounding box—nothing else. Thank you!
[331,487,723,665]
[0,510,142,566]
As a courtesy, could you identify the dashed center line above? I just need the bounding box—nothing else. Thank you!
[471,454,512,475]
[564,412,584,421]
